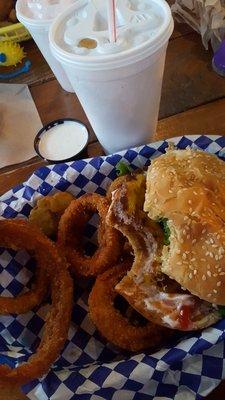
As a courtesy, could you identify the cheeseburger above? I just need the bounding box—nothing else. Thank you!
[107,148,225,331]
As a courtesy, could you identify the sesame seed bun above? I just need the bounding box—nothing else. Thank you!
[144,148,225,305]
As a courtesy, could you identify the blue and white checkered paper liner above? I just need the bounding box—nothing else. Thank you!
[1,135,225,400]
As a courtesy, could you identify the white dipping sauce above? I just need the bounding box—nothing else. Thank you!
[38,121,88,161]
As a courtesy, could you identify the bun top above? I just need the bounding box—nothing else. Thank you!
[144,148,225,305]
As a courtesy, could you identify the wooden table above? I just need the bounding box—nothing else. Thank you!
[1,16,225,400]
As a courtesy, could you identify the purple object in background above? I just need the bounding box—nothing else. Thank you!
[212,40,225,76]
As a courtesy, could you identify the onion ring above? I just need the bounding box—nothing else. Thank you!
[0,219,73,384]
[0,219,53,314]
[88,260,166,352]
[57,193,122,277]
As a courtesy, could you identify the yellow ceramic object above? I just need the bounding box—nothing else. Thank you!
[0,41,25,66]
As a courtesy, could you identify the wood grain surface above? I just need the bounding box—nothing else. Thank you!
[1,93,225,196]
[160,33,225,118]
[0,14,225,400]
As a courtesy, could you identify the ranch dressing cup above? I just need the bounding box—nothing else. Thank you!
[16,0,76,92]
[50,0,174,154]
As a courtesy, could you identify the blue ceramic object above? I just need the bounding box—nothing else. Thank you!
[212,40,225,76]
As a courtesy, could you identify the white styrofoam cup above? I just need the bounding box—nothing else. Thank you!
[50,0,174,153]
[16,0,74,93]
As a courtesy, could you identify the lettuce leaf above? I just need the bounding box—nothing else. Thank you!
[116,161,132,177]
[158,218,170,246]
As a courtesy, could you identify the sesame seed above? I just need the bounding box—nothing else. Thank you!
[182,254,187,259]
[207,271,212,277]
[193,191,197,195]
[219,272,225,276]
[184,216,188,221]
[206,252,210,256]
[188,200,192,205]
[218,268,222,272]
[202,275,206,280]
[209,252,214,258]
[183,229,186,235]
[191,258,196,262]
[176,249,181,254]
[213,289,218,294]
[189,273,193,279]
[213,273,218,277]
[202,229,206,234]
[217,281,221,287]
[215,255,219,261]
[207,293,212,297]
[193,269,197,275]
[192,239,197,244]
[201,258,206,262]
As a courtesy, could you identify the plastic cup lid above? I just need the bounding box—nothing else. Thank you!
[34,118,89,163]
[16,0,76,26]
[49,0,174,70]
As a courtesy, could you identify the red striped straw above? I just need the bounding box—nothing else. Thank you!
[107,0,117,43]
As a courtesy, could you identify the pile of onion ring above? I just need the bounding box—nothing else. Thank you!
[0,175,175,385]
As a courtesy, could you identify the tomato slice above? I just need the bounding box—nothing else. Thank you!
[179,305,191,330]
